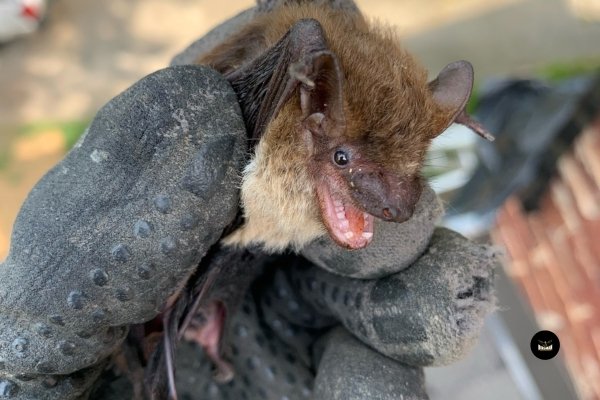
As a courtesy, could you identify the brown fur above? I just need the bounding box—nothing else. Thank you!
[199,4,454,251]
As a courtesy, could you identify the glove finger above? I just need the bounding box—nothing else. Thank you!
[171,9,257,67]
[313,326,429,400]
[293,228,497,366]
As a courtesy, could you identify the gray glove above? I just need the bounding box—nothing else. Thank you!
[0,65,246,399]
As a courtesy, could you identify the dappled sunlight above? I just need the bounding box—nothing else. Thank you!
[356,0,523,36]
[0,0,253,124]
[12,130,65,162]
[0,145,64,260]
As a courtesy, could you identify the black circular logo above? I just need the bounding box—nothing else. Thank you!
[530,330,560,360]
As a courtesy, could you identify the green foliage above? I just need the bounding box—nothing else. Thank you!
[0,150,9,171]
[60,121,89,150]
[18,120,89,150]
[466,84,480,114]
[538,58,600,82]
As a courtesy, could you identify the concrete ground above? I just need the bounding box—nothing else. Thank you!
[426,318,525,400]
[0,0,598,398]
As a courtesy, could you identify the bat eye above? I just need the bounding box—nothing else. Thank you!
[333,150,349,166]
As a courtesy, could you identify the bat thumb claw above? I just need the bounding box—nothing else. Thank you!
[289,62,315,88]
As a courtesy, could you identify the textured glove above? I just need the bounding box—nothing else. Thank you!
[0,65,246,399]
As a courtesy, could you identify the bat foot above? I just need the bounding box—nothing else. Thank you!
[212,359,235,383]
[183,301,236,383]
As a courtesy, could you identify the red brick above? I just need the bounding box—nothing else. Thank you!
[575,127,600,191]
[558,153,600,220]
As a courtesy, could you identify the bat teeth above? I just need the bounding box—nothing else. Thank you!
[362,232,373,239]
[339,220,349,229]
[345,232,354,239]
[336,212,346,219]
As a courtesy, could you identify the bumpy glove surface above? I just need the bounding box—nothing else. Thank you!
[0,65,247,399]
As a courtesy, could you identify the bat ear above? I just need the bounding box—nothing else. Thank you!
[290,50,346,137]
[429,60,494,141]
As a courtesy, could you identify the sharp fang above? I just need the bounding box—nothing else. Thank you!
[345,232,354,239]
[337,212,345,219]
[362,232,373,239]
[339,220,349,229]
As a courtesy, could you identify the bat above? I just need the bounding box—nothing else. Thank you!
[202,3,492,252]
[126,1,494,399]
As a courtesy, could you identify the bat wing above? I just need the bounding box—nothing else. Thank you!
[141,245,264,400]
[225,18,345,147]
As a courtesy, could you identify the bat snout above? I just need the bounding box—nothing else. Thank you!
[349,170,421,223]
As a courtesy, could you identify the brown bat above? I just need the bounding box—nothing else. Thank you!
[202,4,492,251]
[133,2,493,399]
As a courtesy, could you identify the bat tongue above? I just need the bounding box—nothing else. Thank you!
[345,204,365,234]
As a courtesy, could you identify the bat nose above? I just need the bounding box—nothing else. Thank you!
[382,206,398,220]
[350,170,421,223]
[380,202,414,222]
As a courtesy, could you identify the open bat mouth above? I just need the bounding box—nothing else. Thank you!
[317,184,375,249]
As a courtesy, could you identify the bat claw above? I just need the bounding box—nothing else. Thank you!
[289,62,315,88]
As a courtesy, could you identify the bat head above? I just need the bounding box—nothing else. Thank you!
[221,17,492,251]
[294,43,486,249]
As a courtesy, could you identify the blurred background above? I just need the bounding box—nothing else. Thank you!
[1,0,599,399]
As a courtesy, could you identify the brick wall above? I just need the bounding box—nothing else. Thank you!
[492,116,600,399]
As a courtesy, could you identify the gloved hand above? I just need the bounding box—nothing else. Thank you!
[165,222,496,400]
[166,3,498,397]
[0,64,495,400]
[0,65,247,400]
[0,2,497,399]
